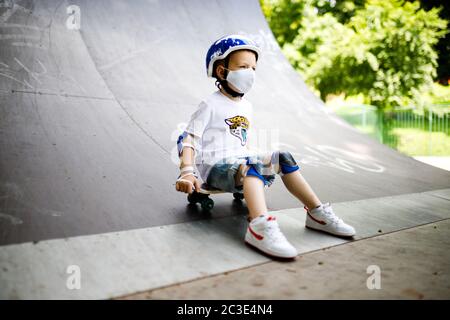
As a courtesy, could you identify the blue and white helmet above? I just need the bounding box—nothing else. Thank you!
[206,34,261,78]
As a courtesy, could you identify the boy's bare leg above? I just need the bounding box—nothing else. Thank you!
[242,175,268,221]
[236,164,321,219]
[281,170,322,209]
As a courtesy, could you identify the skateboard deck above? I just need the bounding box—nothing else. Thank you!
[196,183,226,194]
[188,183,244,210]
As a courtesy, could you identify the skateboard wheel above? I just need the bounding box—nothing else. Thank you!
[187,193,198,204]
[201,198,214,211]
[233,192,244,200]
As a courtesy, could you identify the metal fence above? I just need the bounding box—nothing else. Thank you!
[332,104,450,156]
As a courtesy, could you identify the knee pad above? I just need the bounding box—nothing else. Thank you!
[274,150,300,175]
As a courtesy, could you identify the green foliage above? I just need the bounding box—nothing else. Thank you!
[261,0,449,111]
[424,81,450,105]
[260,0,304,46]
[314,0,366,24]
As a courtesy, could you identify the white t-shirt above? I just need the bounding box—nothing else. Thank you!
[184,90,256,181]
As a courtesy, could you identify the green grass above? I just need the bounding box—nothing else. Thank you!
[333,109,450,156]
[388,128,450,156]
[326,83,450,156]
[351,122,450,156]
[353,125,378,137]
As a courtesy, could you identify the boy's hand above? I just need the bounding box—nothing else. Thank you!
[175,174,201,194]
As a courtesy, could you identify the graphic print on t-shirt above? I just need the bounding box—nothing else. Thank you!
[224,115,249,146]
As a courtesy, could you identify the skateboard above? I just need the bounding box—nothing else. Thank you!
[187,183,244,211]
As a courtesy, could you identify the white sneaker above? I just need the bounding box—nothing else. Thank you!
[305,202,356,237]
[245,214,298,259]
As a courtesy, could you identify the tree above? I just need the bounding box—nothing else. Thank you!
[408,0,450,85]
[260,0,305,47]
[261,0,448,110]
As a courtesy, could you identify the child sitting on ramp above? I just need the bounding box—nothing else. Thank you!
[176,35,355,259]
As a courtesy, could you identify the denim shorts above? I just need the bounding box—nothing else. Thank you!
[206,154,276,193]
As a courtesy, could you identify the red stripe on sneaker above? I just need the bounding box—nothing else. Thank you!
[248,226,264,240]
[307,212,327,225]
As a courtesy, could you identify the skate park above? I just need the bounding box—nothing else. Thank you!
[0,0,449,299]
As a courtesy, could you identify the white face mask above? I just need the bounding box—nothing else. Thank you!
[224,68,255,94]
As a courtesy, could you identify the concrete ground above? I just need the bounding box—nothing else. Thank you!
[120,220,450,300]
[413,156,450,171]
[1,189,449,299]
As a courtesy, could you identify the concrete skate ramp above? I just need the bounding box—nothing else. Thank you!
[1,0,449,245]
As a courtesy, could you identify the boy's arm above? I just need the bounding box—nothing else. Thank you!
[179,133,196,170]
[176,133,201,193]
[176,101,210,192]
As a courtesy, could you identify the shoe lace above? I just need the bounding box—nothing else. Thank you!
[322,203,343,225]
[265,219,287,242]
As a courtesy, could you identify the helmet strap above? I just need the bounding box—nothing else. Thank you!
[217,79,244,98]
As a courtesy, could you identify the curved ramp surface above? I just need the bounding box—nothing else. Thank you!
[1,0,449,246]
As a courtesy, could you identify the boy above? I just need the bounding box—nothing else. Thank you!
[175,35,355,259]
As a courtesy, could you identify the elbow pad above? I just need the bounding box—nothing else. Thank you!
[177,131,197,157]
